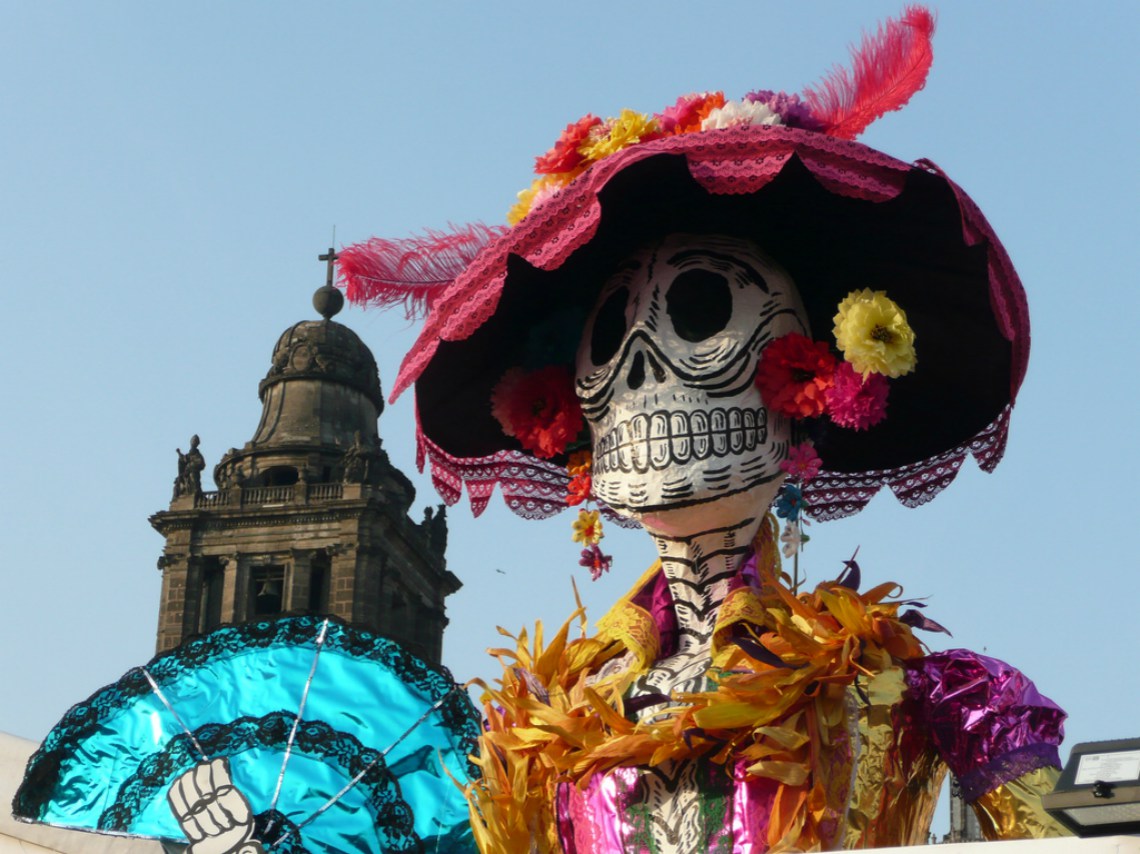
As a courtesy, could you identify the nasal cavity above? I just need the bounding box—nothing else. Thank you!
[626,351,665,389]
[627,351,646,390]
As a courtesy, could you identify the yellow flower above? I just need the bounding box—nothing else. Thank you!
[832,289,917,378]
[508,109,658,225]
[506,174,569,225]
[578,109,659,163]
[571,509,603,546]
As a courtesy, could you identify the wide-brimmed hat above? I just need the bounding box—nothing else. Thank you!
[340,7,1028,522]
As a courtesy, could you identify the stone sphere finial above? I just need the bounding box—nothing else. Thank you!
[315,245,345,320]
[313,284,344,320]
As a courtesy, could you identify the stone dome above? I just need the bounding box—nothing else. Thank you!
[259,319,383,410]
[210,309,392,492]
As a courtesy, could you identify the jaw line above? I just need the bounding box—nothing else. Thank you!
[600,469,786,521]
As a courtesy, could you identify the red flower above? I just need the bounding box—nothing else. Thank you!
[567,472,592,506]
[826,361,889,430]
[535,114,603,175]
[491,366,584,459]
[755,334,837,418]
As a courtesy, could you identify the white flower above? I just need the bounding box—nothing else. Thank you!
[701,99,784,131]
[780,522,802,558]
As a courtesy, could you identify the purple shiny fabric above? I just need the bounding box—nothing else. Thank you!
[905,650,1065,801]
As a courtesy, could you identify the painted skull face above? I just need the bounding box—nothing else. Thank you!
[575,234,807,520]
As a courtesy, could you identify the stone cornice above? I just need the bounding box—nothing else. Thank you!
[150,501,372,533]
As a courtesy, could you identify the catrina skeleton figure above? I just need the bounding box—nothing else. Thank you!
[333,6,1071,852]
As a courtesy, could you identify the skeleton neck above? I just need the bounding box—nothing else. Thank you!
[649,515,762,653]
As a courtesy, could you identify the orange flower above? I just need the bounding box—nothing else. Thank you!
[566,450,593,505]
[567,472,592,506]
[567,450,593,477]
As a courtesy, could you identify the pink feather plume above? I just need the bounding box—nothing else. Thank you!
[804,6,936,141]
[338,222,507,319]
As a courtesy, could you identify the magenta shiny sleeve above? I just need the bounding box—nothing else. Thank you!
[904,650,1065,802]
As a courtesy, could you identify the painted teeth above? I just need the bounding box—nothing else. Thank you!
[593,408,768,475]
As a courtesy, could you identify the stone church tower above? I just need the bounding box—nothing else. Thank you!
[150,262,460,664]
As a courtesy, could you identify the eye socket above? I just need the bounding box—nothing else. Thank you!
[666,269,733,343]
[590,286,629,365]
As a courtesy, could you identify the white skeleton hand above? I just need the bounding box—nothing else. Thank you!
[167,758,264,854]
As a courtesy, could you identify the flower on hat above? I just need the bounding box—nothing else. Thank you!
[571,509,604,546]
[701,98,784,131]
[507,175,569,226]
[496,8,937,225]
[833,289,917,378]
[755,333,837,418]
[826,361,889,430]
[756,289,912,435]
[657,92,726,135]
[579,109,661,162]
[780,443,822,481]
[743,90,823,130]
[490,366,584,459]
[535,114,603,176]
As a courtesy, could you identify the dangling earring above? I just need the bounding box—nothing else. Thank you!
[567,451,612,580]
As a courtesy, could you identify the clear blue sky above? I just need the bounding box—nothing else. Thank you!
[2,1,1137,837]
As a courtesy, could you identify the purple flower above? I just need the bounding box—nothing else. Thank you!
[743,89,824,131]
[579,545,613,581]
